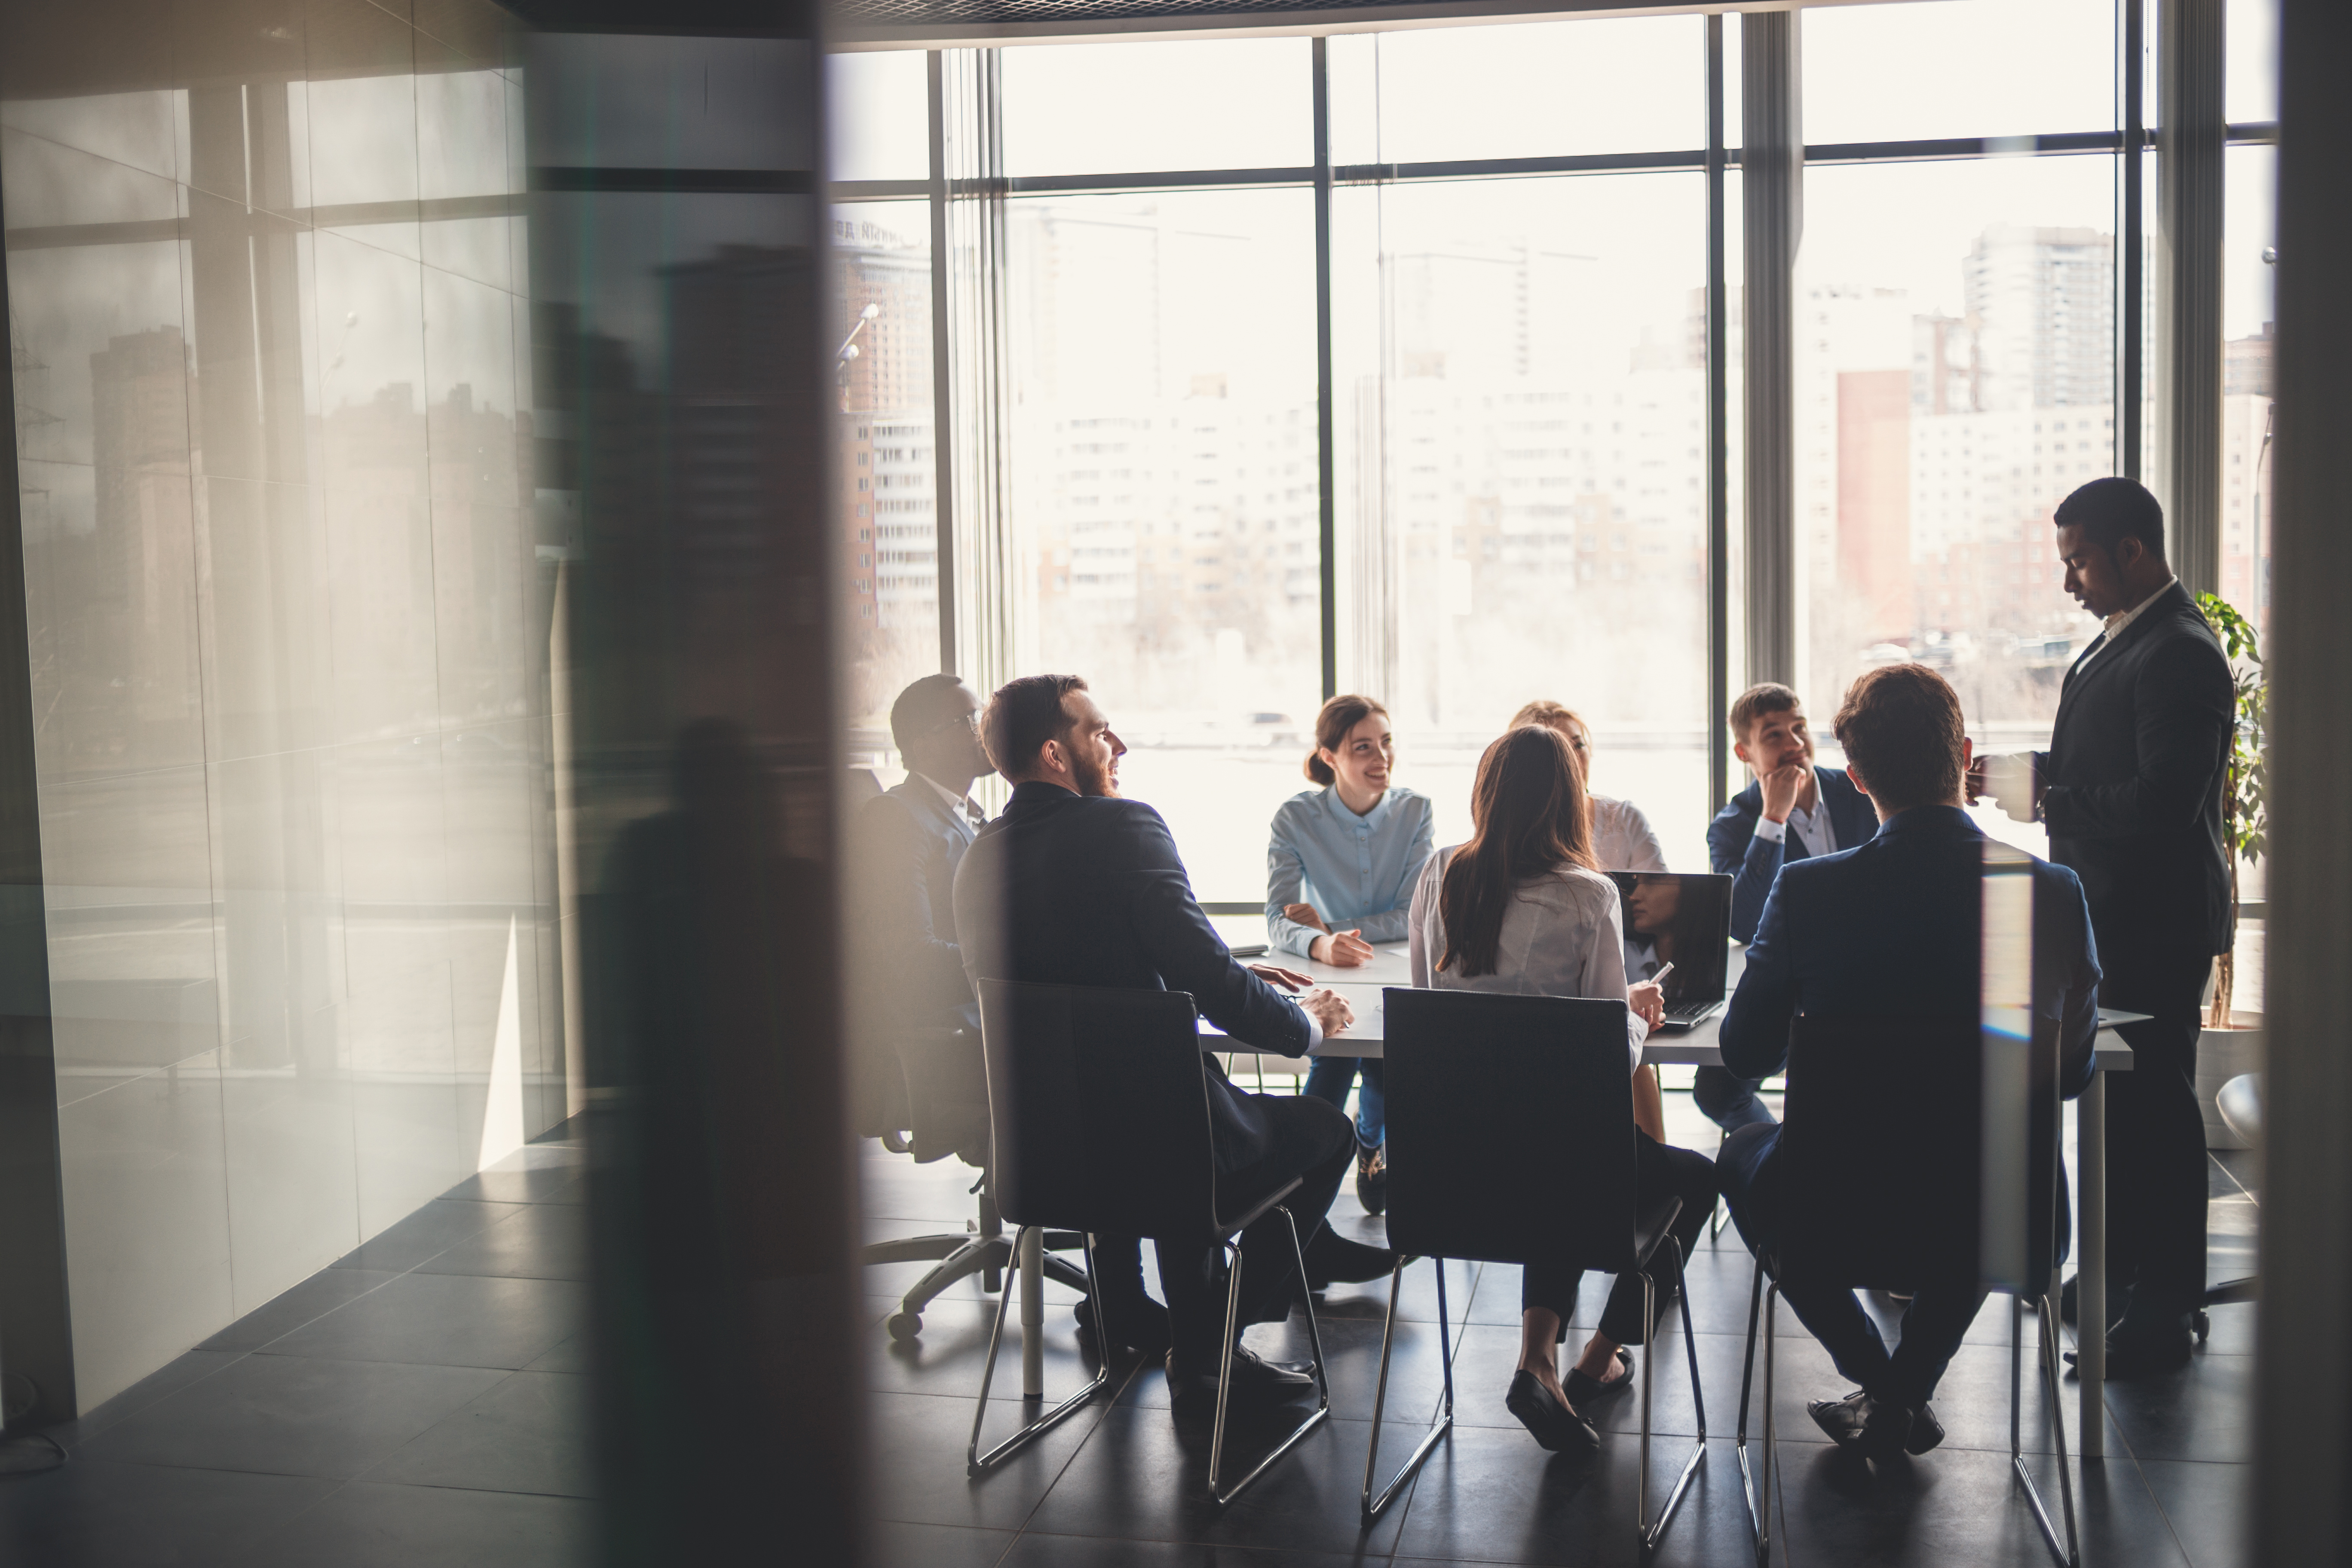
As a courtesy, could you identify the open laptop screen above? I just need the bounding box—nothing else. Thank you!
[1610,873,1733,1004]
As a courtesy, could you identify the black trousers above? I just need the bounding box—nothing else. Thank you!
[1522,1133,1718,1348]
[1719,1122,1985,1408]
[2098,938,2214,1304]
[1156,1092,1355,1360]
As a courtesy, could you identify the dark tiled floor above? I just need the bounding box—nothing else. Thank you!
[0,1126,593,1568]
[860,1090,2254,1568]
[0,1096,2254,1566]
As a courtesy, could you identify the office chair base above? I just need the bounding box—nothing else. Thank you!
[876,1231,1092,1342]
[1361,1257,1455,1523]
[967,1230,1113,1476]
[1210,1207,1332,1508]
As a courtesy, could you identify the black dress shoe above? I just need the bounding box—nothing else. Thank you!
[1904,1401,1946,1455]
[1355,1143,1389,1217]
[1303,1231,1395,1290]
[1074,1293,1171,1357]
[1505,1370,1600,1454]
[1562,1347,1635,1409]
[1807,1390,1912,1460]
[1165,1345,1318,1419]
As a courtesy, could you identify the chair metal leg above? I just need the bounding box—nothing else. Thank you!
[1209,1207,1332,1507]
[966,1229,1113,1476]
[1641,1241,1709,1552]
[2011,1291,2081,1567]
[1733,1250,1768,1544]
[1755,1283,1780,1565]
[1361,1257,1454,1522]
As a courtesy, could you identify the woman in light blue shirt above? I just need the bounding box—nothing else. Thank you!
[1266,695,1436,1215]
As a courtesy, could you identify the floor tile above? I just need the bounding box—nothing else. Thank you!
[1020,1403,1418,1556]
[76,1354,507,1479]
[1007,1534,1384,1566]
[56,1351,248,1447]
[1118,1311,1452,1428]
[242,1479,595,1567]
[868,1389,1108,1532]
[332,1200,526,1273]
[524,1335,590,1374]
[870,1292,1126,1404]
[1300,1255,1481,1329]
[2138,1457,2249,1568]
[2101,1353,2251,1463]
[363,1371,592,1498]
[0,1456,336,1568]
[873,1519,1015,1568]
[413,1204,588,1281]
[261,1271,587,1370]
[202,1270,403,1351]
[1390,1427,1760,1566]
[439,1160,587,1206]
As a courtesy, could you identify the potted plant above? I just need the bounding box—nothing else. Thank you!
[2195,591,2266,1148]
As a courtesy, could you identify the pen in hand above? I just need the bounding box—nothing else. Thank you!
[1650,961,1675,987]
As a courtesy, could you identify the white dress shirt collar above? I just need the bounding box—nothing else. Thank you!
[2078,576,2176,670]
[913,772,983,837]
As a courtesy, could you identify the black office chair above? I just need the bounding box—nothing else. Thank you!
[972,979,1330,1503]
[1366,989,1707,1549]
[1733,1017,2078,1568]
[856,1025,1091,1339]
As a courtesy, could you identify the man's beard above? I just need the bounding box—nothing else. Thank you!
[1074,748,1120,798]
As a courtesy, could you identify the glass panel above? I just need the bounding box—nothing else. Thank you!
[832,201,943,752]
[999,38,1311,177]
[1803,0,2115,144]
[1796,155,2118,855]
[1002,188,1320,901]
[827,49,929,182]
[1333,172,1713,871]
[2226,0,2280,123]
[2220,144,2274,637]
[1359,15,1703,163]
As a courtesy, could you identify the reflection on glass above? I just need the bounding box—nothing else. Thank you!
[1796,155,2119,857]
[1802,0,2115,144]
[1000,39,1311,176]
[1334,173,1712,870]
[1003,190,1321,900]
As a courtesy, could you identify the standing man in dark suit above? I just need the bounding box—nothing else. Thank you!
[1719,664,2103,1459]
[1971,476,2235,1375]
[954,674,1393,1419]
[1700,683,1880,1131]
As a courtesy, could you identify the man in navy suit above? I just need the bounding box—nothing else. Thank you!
[1699,683,1881,1130]
[954,674,1392,1418]
[1717,664,2102,1461]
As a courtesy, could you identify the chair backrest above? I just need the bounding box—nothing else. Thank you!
[976,979,1219,1239]
[896,1027,990,1167]
[1776,1016,2063,1297]
[1381,987,1639,1272]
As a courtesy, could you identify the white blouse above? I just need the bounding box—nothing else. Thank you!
[1591,794,1668,872]
[1406,846,1648,1075]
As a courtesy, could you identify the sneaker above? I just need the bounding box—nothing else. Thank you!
[1355,1142,1388,1216]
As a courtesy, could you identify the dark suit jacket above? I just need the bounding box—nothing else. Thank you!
[1719,805,2102,1099]
[2035,580,2236,956]
[953,780,1313,1176]
[858,778,980,1032]
[1707,766,1881,943]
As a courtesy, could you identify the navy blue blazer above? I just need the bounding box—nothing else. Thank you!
[1706,766,1881,943]
[953,780,1314,1175]
[1719,805,2103,1099]
[857,778,981,1032]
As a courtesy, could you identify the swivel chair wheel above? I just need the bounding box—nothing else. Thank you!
[887,1311,924,1342]
[2192,1309,2211,1344]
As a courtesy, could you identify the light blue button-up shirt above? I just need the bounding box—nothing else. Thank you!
[1265,785,1438,959]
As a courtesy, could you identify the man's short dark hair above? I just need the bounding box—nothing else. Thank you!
[980,674,1087,779]
[1832,663,1966,814]
[2054,476,2166,560]
[1729,682,1801,746]
[888,673,970,755]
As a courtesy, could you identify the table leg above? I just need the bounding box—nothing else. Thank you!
[1020,1225,1045,1399]
[2079,1071,2105,1460]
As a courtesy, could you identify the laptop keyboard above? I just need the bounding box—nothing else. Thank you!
[1660,1000,1722,1025]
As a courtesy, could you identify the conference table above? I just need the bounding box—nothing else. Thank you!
[1197,939,2138,1460]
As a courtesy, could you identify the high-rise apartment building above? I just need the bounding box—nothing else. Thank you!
[1963,225,2114,412]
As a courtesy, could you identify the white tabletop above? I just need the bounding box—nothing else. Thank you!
[1214,940,2137,1071]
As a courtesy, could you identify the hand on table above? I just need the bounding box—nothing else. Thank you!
[1283,903,1331,934]
[1627,981,1666,1030]
[1300,986,1354,1038]
[1248,963,1313,992]
[1310,929,1376,967]
[1758,762,1808,824]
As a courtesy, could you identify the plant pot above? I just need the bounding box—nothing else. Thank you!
[2196,1013,2263,1150]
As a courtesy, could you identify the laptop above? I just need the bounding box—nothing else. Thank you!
[1609,872,1734,1030]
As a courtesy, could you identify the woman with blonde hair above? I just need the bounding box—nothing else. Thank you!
[1406,725,1716,1453]
[1511,700,1668,871]
[1267,695,1435,1215]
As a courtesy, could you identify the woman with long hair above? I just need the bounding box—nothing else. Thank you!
[1405,726,1717,1455]
[1510,699,1668,871]
[1267,695,1435,1216]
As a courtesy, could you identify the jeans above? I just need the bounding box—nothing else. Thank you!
[1693,1065,1777,1134]
[1302,1054,1385,1149]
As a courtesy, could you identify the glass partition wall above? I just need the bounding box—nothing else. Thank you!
[827,0,2274,902]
